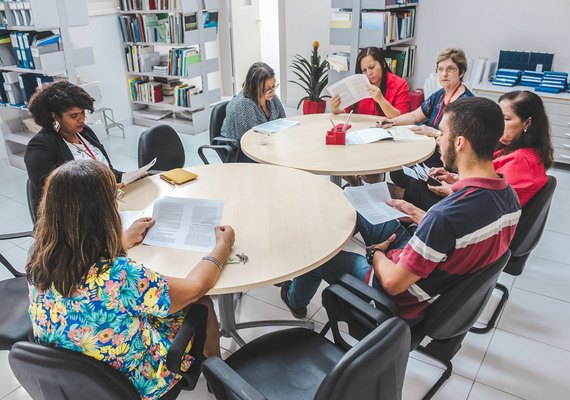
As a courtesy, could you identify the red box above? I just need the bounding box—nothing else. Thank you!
[326,124,351,145]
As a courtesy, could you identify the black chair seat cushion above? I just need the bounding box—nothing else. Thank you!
[225,328,344,400]
[0,277,31,350]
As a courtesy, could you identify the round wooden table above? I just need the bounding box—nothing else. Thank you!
[241,113,436,182]
[120,163,356,345]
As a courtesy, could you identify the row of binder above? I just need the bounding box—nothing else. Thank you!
[5,31,60,70]
[0,70,53,105]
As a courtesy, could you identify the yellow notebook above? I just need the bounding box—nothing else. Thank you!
[160,168,198,186]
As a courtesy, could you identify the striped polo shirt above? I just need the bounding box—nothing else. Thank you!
[388,175,521,320]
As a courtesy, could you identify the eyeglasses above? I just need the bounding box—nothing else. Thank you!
[436,66,459,74]
[263,82,279,94]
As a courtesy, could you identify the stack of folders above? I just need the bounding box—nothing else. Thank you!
[520,71,544,87]
[330,11,351,28]
[9,32,59,70]
[492,69,521,87]
[327,52,349,72]
[535,72,568,94]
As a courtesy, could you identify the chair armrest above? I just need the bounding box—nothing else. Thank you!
[197,144,236,165]
[322,284,391,349]
[337,273,399,317]
[212,137,238,147]
[166,304,208,390]
[202,356,267,400]
[0,230,33,277]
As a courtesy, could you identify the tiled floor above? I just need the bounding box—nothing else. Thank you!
[1,121,570,400]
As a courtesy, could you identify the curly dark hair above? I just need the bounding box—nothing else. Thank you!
[28,81,95,130]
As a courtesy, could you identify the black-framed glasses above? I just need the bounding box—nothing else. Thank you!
[263,82,279,94]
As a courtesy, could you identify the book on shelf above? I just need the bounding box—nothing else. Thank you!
[384,45,415,78]
[168,46,200,77]
[203,11,218,30]
[330,11,351,29]
[173,83,202,108]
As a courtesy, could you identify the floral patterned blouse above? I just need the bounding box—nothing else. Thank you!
[28,256,193,400]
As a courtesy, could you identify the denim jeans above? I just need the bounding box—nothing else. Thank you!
[288,214,412,310]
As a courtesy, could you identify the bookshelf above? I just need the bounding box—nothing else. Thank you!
[473,82,570,165]
[329,0,418,85]
[118,0,221,135]
[0,0,96,170]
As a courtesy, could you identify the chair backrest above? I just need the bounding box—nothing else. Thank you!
[26,178,38,224]
[9,341,141,400]
[419,249,511,341]
[209,101,229,143]
[504,175,557,275]
[0,277,31,350]
[138,124,185,170]
[315,317,410,400]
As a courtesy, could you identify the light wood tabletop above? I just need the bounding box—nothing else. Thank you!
[240,113,436,176]
[120,163,356,295]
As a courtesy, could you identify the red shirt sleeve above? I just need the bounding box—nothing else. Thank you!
[384,72,410,115]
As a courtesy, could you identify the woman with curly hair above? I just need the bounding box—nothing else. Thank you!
[24,81,122,209]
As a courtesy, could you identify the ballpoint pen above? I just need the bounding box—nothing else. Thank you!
[330,118,336,127]
[342,110,353,131]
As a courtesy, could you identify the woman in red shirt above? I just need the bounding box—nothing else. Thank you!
[332,47,410,185]
[406,90,554,210]
[331,46,410,117]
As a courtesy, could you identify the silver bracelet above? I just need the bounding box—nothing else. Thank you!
[202,255,223,271]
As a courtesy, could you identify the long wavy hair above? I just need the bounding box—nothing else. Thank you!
[27,160,125,296]
[498,90,554,169]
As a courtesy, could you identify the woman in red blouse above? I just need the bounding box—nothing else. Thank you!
[406,90,554,210]
[332,47,410,185]
[331,46,410,117]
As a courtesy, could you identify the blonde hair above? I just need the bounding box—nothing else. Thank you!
[436,48,468,80]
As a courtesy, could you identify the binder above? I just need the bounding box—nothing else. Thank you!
[30,34,61,70]
[18,73,40,104]
[0,37,16,66]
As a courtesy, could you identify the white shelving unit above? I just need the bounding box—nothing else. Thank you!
[119,0,221,135]
[473,82,570,165]
[0,0,95,170]
[329,0,418,84]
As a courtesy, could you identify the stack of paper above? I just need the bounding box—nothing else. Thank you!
[344,182,408,225]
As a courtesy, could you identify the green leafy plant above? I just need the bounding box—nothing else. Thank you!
[289,41,330,109]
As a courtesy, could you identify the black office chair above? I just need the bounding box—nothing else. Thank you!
[9,304,208,400]
[197,101,239,164]
[138,124,186,173]
[26,179,38,225]
[471,175,557,334]
[202,284,410,400]
[336,249,512,400]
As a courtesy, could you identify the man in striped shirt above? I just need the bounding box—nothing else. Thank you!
[282,97,521,322]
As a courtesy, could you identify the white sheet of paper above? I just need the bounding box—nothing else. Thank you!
[143,196,224,252]
[346,128,392,145]
[344,182,408,225]
[401,165,419,180]
[119,210,146,231]
[325,74,371,109]
[121,158,157,185]
[386,126,431,142]
[253,118,300,134]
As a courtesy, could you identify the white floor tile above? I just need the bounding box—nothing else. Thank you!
[530,230,570,266]
[402,357,473,400]
[498,288,570,351]
[551,186,570,211]
[0,246,29,274]
[549,166,570,190]
[513,256,570,303]
[1,386,32,400]
[0,201,29,226]
[0,352,23,399]
[545,206,570,235]
[0,217,33,235]
[467,382,524,400]
[473,289,507,331]
[477,330,570,400]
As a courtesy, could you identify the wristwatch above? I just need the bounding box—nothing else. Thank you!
[366,247,383,264]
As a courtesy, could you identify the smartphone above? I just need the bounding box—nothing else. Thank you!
[426,176,442,186]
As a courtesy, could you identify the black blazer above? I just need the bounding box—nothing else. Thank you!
[24,126,122,207]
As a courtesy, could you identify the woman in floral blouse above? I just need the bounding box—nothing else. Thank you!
[27,159,235,400]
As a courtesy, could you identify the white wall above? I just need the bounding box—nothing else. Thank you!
[412,0,570,89]
[282,0,570,107]
[259,0,281,98]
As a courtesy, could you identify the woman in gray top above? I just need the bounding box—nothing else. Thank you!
[221,62,286,162]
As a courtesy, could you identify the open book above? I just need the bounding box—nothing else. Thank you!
[253,118,300,134]
[346,125,431,145]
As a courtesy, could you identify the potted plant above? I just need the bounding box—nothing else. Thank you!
[289,41,329,114]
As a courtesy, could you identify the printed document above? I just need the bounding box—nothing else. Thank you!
[346,128,392,144]
[119,210,146,231]
[386,125,431,142]
[344,182,408,225]
[253,118,300,134]
[143,196,224,252]
[325,74,370,109]
[121,158,157,185]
